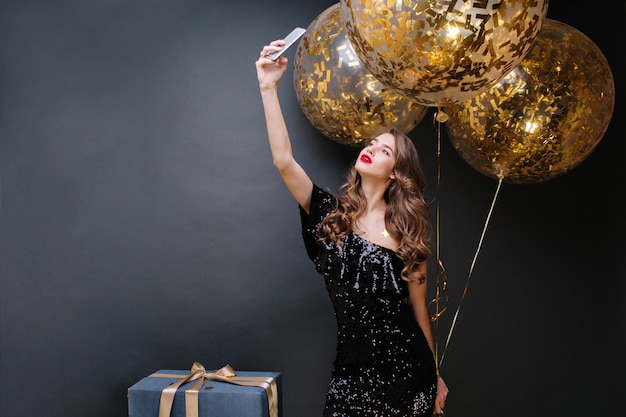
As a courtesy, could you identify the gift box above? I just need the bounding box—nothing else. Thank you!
[128,363,282,417]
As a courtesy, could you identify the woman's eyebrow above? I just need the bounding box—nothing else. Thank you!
[382,143,395,154]
[367,138,394,154]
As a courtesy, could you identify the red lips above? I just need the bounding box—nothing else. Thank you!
[360,154,372,163]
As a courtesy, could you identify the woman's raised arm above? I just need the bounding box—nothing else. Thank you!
[256,41,313,212]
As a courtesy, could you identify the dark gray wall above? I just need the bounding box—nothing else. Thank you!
[1,1,624,416]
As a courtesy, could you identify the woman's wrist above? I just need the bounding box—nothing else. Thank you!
[259,82,279,93]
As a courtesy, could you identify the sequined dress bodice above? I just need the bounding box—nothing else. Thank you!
[300,185,437,416]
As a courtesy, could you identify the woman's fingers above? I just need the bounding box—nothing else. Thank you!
[259,40,286,58]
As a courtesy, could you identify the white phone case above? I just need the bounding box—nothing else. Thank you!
[267,27,306,61]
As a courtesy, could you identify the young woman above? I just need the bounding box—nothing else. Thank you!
[256,39,449,416]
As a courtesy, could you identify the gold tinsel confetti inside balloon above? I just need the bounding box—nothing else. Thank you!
[340,0,549,106]
[293,3,428,146]
[444,19,615,184]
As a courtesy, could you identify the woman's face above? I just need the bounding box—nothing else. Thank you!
[355,132,397,181]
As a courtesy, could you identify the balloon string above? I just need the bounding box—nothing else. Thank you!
[439,176,503,367]
[430,109,449,371]
[435,111,441,368]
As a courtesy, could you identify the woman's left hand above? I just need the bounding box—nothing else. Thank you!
[433,374,449,415]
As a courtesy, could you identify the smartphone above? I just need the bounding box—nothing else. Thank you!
[266,27,306,61]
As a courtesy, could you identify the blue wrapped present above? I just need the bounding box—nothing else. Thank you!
[128,363,281,417]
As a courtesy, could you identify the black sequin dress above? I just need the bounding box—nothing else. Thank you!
[300,184,437,417]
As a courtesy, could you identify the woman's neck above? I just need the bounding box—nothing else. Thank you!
[360,180,388,214]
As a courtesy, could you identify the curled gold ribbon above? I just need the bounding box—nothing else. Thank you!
[151,362,279,417]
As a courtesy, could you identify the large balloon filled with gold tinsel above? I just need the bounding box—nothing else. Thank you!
[293,3,428,146]
[443,19,615,184]
[340,0,548,107]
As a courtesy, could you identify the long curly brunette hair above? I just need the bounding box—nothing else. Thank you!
[318,128,432,283]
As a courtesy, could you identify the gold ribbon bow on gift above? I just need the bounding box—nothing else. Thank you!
[150,362,279,417]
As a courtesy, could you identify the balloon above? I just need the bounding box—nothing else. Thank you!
[443,19,615,184]
[340,0,548,106]
[293,3,428,146]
